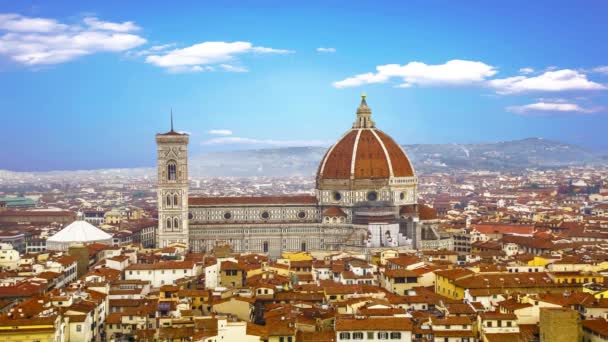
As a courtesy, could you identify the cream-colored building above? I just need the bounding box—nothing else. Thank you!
[0,243,19,270]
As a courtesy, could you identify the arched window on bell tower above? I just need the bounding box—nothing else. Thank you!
[174,194,179,207]
[167,160,177,181]
[174,218,179,230]
[166,194,172,207]
[166,218,172,230]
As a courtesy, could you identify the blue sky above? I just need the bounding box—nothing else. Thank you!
[1,1,607,171]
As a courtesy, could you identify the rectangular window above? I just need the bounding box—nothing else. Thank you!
[390,332,401,339]
[76,325,82,332]
[378,332,389,340]
[352,332,364,339]
[339,332,351,340]
[367,332,374,339]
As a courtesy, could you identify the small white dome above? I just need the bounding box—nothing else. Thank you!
[48,220,112,243]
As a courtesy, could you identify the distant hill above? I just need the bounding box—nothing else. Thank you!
[1,138,604,179]
[189,138,606,177]
[406,137,605,173]
[190,146,325,177]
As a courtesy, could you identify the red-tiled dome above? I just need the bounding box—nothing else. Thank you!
[316,96,415,187]
[317,127,415,180]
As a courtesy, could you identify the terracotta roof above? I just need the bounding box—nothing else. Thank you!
[0,210,73,217]
[358,308,406,316]
[189,195,317,206]
[471,223,535,236]
[296,331,336,342]
[383,269,420,278]
[431,316,472,325]
[583,319,608,337]
[386,255,423,268]
[0,316,56,327]
[323,206,347,217]
[418,203,438,220]
[318,128,414,181]
[127,260,195,270]
[479,312,517,320]
[454,272,567,290]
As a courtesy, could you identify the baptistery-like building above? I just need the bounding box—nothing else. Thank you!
[156,96,424,256]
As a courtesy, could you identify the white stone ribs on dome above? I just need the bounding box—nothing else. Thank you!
[350,129,363,179]
[318,129,352,177]
[378,128,417,178]
[369,128,394,177]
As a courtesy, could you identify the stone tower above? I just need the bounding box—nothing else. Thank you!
[156,113,190,249]
[352,94,375,129]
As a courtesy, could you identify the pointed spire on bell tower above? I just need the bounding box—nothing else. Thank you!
[353,93,375,128]
[170,108,174,132]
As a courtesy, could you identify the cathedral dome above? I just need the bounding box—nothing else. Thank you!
[316,96,415,188]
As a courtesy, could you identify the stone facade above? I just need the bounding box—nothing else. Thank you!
[539,307,580,342]
[156,129,190,248]
[156,98,438,255]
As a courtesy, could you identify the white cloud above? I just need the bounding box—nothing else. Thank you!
[208,129,233,136]
[507,101,597,114]
[519,67,534,74]
[593,66,608,74]
[0,13,67,32]
[333,59,497,88]
[489,69,606,94]
[316,47,336,53]
[149,43,175,51]
[83,17,140,32]
[0,13,146,65]
[201,136,329,148]
[146,41,292,73]
[251,46,293,54]
[219,64,247,72]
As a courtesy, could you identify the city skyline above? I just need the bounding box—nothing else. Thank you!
[1,1,608,171]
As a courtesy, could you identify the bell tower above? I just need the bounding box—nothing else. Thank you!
[156,112,190,249]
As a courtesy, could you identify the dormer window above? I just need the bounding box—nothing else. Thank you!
[167,160,177,181]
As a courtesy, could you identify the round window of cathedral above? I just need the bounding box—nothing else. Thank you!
[261,211,270,220]
[298,211,306,219]
[400,192,405,200]
[333,191,342,201]
[367,191,378,201]
[224,212,232,220]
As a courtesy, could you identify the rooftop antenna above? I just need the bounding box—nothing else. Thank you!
[170,108,174,132]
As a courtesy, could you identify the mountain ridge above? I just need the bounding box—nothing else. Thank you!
[1,138,605,178]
